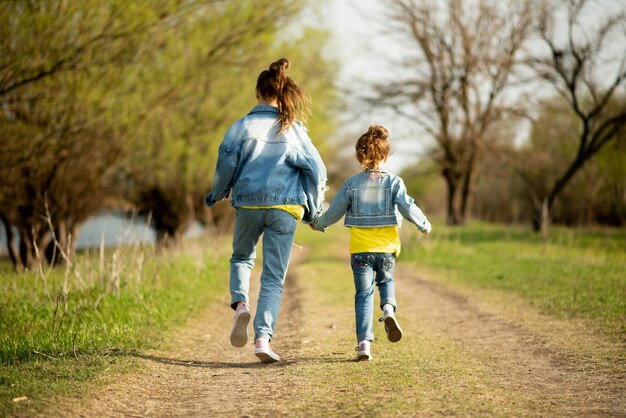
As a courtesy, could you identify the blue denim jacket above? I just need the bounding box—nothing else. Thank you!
[314,170,431,232]
[204,105,327,223]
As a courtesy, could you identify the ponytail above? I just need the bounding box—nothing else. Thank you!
[256,58,310,133]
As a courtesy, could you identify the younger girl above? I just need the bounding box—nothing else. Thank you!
[312,125,430,361]
[205,58,327,363]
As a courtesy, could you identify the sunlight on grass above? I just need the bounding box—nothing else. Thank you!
[290,226,534,416]
[0,235,229,416]
[402,221,626,338]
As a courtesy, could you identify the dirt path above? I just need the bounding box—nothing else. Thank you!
[41,241,624,417]
[45,251,310,418]
[395,264,625,416]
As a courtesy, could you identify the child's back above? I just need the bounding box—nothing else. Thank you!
[312,125,430,361]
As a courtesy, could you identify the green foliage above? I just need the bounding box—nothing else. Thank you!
[0,0,340,260]
[516,98,625,225]
[402,222,626,338]
[275,27,341,160]
[0,238,228,413]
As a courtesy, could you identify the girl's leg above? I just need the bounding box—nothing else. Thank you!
[375,253,397,312]
[375,253,402,342]
[351,253,375,343]
[229,209,264,310]
[253,209,297,341]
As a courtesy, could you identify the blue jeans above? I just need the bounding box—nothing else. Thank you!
[351,252,397,342]
[230,208,296,341]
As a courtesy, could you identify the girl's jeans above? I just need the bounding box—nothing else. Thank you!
[230,208,296,341]
[351,252,397,342]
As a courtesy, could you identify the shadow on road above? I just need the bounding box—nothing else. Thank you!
[129,351,354,368]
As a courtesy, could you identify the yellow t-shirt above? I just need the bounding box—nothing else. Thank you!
[239,205,305,221]
[350,226,401,257]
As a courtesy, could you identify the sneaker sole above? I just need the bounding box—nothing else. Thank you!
[230,311,250,347]
[384,316,403,343]
[356,351,372,362]
[255,350,280,363]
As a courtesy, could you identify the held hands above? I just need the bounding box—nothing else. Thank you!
[309,220,326,233]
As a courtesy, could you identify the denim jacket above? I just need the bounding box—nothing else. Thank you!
[314,170,431,232]
[204,105,327,223]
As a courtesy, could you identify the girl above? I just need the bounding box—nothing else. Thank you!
[204,58,327,363]
[312,125,431,361]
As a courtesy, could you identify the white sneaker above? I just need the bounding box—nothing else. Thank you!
[355,341,372,362]
[229,304,250,347]
[380,312,403,343]
[254,338,280,363]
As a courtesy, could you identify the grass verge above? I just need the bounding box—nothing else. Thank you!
[401,221,626,340]
[0,236,229,416]
[287,227,528,416]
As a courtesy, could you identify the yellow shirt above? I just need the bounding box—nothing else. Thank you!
[239,205,305,221]
[350,226,401,257]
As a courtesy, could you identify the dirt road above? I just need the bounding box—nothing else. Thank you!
[40,240,625,417]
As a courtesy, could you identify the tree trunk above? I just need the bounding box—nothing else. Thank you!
[539,198,550,238]
[1,214,23,272]
[152,210,192,250]
[444,172,464,225]
[532,155,587,235]
[18,227,51,270]
[459,152,477,224]
[18,230,36,270]
[444,165,475,226]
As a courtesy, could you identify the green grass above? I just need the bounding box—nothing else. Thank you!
[288,227,535,416]
[0,238,229,416]
[288,225,624,415]
[401,221,626,339]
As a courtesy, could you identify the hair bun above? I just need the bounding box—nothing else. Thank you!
[367,125,389,140]
[270,58,290,74]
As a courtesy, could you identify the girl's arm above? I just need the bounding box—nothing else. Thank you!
[204,127,240,207]
[299,142,328,224]
[394,178,432,234]
[314,181,350,231]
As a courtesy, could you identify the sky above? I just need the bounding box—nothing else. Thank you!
[310,0,426,172]
[307,0,626,173]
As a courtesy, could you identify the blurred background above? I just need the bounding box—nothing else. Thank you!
[1,0,625,271]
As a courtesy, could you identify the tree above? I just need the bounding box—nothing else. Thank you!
[369,0,536,225]
[0,0,340,268]
[0,0,245,267]
[519,97,626,228]
[113,0,335,246]
[529,0,626,234]
[0,0,190,268]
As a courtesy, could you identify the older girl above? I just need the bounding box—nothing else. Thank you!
[205,58,327,363]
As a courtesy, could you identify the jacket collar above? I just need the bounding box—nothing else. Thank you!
[248,105,279,115]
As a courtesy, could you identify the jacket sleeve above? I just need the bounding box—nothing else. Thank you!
[315,181,350,229]
[394,178,432,234]
[299,142,328,224]
[204,130,239,207]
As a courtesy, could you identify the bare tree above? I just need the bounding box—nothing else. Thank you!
[529,0,626,235]
[371,0,536,225]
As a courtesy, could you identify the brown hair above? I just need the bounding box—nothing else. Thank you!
[355,125,391,170]
[256,58,310,133]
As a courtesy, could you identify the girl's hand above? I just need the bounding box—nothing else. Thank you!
[309,221,326,232]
